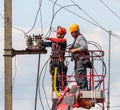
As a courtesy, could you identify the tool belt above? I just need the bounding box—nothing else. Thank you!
[73,51,92,68]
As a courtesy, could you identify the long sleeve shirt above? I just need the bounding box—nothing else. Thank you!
[44,37,67,50]
[44,37,67,59]
[71,34,89,60]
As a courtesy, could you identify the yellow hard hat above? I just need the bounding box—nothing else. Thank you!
[69,24,80,33]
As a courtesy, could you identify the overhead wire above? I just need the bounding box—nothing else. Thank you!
[71,0,120,40]
[47,0,105,39]
[0,13,4,19]
[94,56,106,89]
[34,54,43,110]
[38,57,51,110]
[45,0,77,38]
[1,0,44,37]
[111,32,120,39]
[41,58,51,110]
[98,0,120,20]
[30,1,46,109]
[12,56,17,89]
[44,0,58,37]
[70,0,103,28]
[49,0,100,27]
[88,41,102,50]
[0,12,26,35]
[88,41,106,90]
[35,54,50,110]
[110,106,120,108]
[25,0,43,37]
[44,2,76,37]
[49,0,120,39]
[38,0,44,35]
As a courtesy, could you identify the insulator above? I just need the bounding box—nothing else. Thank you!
[26,36,33,47]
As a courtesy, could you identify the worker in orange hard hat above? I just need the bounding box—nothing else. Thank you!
[57,26,66,36]
[69,24,91,90]
[44,26,68,91]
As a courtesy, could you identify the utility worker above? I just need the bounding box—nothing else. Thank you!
[44,26,67,91]
[69,24,90,90]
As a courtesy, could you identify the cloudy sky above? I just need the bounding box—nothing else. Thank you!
[0,0,120,110]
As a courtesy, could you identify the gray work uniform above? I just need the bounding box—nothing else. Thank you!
[71,34,89,90]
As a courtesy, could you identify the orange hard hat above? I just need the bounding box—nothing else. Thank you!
[57,27,67,35]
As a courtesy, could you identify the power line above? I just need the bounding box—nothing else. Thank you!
[12,56,17,88]
[111,33,120,39]
[49,0,99,27]
[110,106,120,108]
[0,12,26,34]
[34,54,45,110]
[0,13,4,19]
[49,0,120,39]
[45,0,58,37]
[42,58,51,110]
[44,1,76,37]
[1,0,44,37]
[25,0,43,37]
[71,0,102,28]
[71,0,120,40]
[98,0,120,20]
[38,0,44,35]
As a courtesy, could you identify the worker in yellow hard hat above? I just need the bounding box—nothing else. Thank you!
[69,24,91,90]
[69,24,80,33]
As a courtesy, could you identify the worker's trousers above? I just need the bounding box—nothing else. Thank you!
[74,58,88,90]
[50,61,67,91]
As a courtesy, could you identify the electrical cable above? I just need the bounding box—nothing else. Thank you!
[71,0,102,28]
[44,2,76,38]
[34,54,40,110]
[88,40,102,50]
[12,56,17,89]
[46,0,58,38]
[88,41,106,90]
[38,57,51,110]
[34,54,44,110]
[98,0,120,20]
[94,57,106,89]
[0,13,4,19]
[71,0,120,40]
[43,0,57,37]
[25,0,43,37]
[42,58,51,110]
[38,0,44,35]
[49,0,120,39]
[2,0,45,38]
[12,26,26,35]
[49,0,100,27]
[111,32,120,39]
[0,12,26,35]
[96,57,106,89]
[110,106,120,108]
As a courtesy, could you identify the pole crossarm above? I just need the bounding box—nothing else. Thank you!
[4,48,47,57]
[12,49,47,57]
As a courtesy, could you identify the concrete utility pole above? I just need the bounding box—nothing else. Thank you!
[4,0,12,110]
[107,31,112,110]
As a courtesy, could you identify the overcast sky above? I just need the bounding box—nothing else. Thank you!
[0,0,120,110]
